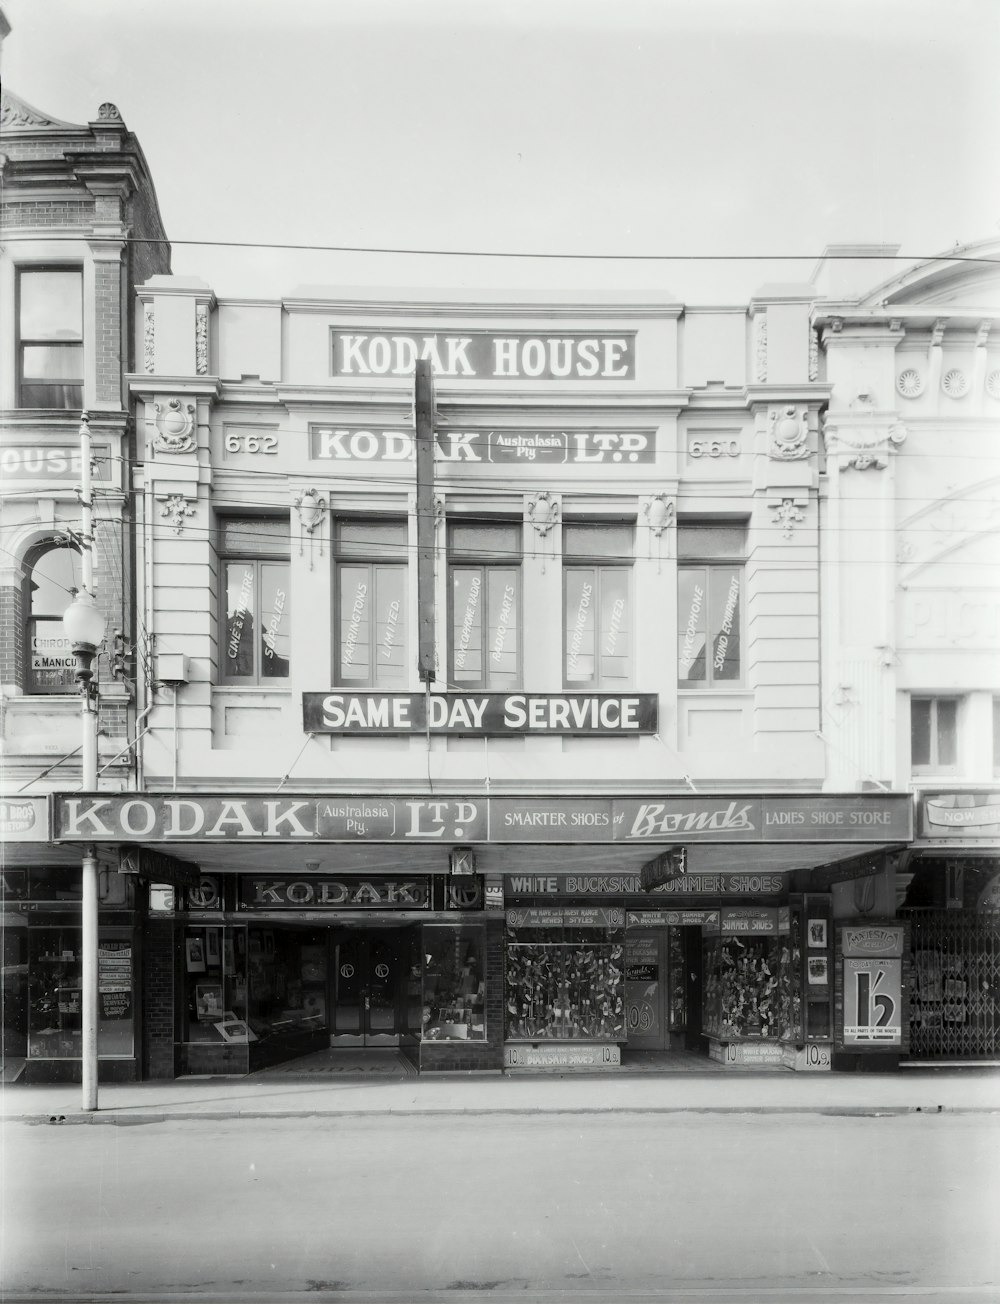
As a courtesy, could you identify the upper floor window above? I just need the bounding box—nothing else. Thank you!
[449,521,521,690]
[677,522,745,689]
[334,520,407,687]
[219,518,290,684]
[911,697,958,772]
[23,541,82,693]
[18,269,84,410]
[563,522,633,688]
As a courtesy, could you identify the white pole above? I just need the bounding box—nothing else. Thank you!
[79,411,99,1113]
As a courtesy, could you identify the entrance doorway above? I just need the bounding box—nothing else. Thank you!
[330,929,408,1045]
[625,928,704,1052]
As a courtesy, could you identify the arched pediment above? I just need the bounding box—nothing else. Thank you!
[857,237,1000,312]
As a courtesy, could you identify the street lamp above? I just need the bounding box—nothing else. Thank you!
[62,411,107,1112]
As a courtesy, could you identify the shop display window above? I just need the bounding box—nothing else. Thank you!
[775,908,804,1041]
[28,926,134,1059]
[667,928,688,1031]
[506,920,624,1040]
[246,929,328,1041]
[182,925,249,1043]
[703,934,782,1040]
[422,926,486,1040]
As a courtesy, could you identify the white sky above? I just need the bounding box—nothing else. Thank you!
[3,0,999,303]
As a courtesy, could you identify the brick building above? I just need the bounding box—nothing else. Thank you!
[0,85,169,1080]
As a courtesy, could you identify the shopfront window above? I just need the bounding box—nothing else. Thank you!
[449,522,521,690]
[18,267,84,409]
[23,541,82,693]
[677,522,745,688]
[563,523,633,688]
[28,926,134,1059]
[506,911,625,1040]
[247,929,327,1041]
[334,519,407,686]
[422,926,486,1040]
[219,518,290,683]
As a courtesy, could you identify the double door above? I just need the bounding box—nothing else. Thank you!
[625,928,702,1051]
[330,930,405,1045]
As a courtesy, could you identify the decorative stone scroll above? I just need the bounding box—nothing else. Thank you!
[753,313,767,383]
[769,497,807,540]
[293,488,327,570]
[152,399,196,454]
[143,304,155,374]
[643,494,675,572]
[195,304,208,376]
[526,491,560,572]
[769,406,810,461]
[822,418,906,471]
[157,493,196,535]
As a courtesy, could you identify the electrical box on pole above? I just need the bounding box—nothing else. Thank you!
[414,359,436,681]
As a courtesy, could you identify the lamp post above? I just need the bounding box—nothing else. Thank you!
[62,412,106,1112]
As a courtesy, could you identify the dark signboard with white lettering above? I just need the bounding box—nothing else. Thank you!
[302,693,658,736]
[52,793,913,845]
[330,330,635,380]
[239,876,429,909]
[309,426,654,465]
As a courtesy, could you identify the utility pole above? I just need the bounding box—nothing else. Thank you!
[62,411,106,1111]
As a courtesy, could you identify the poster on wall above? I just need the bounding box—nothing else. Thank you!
[843,959,902,1045]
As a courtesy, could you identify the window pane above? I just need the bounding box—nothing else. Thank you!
[936,699,957,766]
[339,565,372,681]
[20,271,82,338]
[259,563,290,679]
[450,523,520,559]
[565,568,597,683]
[422,926,486,1041]
[20,381,83,410]
[563,523,633,560]
[224,562,256,678]
[22,343,84,380]
[487,568,519,683]
[29,546,81,616]
[335,520,407,558]
[709,566,741,682]
[677,524,746,560]
[220,518,288,557]
[599,568,630,681]
[994,698,1000,771]
[452,568,484,681]
[911,699,931,766]
[373,566,406,685]
[678,567,708,684]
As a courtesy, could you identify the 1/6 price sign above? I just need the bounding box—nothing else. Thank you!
[843,958,901,1046]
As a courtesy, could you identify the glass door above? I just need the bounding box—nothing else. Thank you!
[331,930,404,1045]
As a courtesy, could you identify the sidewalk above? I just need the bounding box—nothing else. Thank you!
[4,1066,999,1123]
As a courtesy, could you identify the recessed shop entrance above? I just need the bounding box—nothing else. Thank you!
[625,928,704,1053]
[330,928,413,1046]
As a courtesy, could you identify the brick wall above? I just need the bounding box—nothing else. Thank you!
[0,199,96,228]
[0,586,24,686]
[94,262,123,406]
[142,921,177,1079]
[420,917,505,1072]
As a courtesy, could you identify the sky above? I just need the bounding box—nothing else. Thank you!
[2,0,999,304]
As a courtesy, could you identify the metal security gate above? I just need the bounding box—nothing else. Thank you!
[902,909,1000,1061]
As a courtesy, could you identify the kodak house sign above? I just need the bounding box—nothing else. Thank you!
[52,794,913,845]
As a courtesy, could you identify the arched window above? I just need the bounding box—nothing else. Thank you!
[23,542,82,693]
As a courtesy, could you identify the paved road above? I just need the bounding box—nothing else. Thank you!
[3,1111,998,1303]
